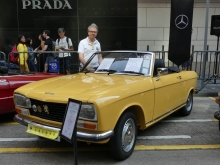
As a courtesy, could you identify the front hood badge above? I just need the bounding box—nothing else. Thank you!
[45,92,54,95]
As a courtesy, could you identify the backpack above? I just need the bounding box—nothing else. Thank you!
[57,37,69,48]
[55,37,70,59]
[10,45,19,63]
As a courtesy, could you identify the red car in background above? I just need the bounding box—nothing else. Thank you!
[0,72,63,114]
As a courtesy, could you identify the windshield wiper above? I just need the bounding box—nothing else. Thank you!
[120,71,144,75]
[96,69,117,74]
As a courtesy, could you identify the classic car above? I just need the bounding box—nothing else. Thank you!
[0,62,62,114]
[14,51,198,160]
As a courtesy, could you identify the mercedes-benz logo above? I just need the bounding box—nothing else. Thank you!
[175,14,189,29]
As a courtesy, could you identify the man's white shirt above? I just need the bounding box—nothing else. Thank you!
[78,37,101,67]
[56,37,73,57]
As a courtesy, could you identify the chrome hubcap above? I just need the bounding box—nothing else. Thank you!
[186,94,192,111]
[122,118,135,152]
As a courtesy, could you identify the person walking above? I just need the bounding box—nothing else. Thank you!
[78,23,102,70]
[26,38,37,72]
[40,30,54,73]
[55,27,73,74]
[17,35,29,72]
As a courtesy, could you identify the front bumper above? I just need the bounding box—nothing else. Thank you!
[14,114,114,142]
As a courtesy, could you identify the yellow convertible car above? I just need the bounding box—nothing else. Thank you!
[14,51,198,160]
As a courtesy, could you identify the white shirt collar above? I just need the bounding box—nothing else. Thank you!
[86,37,97,45]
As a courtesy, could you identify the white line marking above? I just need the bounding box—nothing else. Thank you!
[161,119,213,123]
[0,138,45,142]
[137,135,191,140]
[0,135,191,142]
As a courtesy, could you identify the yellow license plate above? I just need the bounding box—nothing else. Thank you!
[26,124,59,140]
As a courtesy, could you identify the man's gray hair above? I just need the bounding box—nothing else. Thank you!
[88,23,98,32]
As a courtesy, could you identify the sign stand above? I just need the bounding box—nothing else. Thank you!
[73,128,78,165]
[60,98,82,165]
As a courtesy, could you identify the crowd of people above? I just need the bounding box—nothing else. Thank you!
[5,23,101,74]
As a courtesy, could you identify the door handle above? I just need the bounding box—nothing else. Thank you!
[177,76,182,79]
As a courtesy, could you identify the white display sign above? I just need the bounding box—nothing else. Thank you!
[61,99,81,143]
[124,58,143,72]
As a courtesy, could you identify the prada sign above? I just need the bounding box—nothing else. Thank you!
[22,0,72,9]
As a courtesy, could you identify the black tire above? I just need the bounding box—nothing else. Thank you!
[219,121,220,131]
[179,92,193,116]
[109,111,137,160]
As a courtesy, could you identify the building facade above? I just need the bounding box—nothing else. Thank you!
[0,0,137,52]
[138,0,220,52]
[0,0,219,54]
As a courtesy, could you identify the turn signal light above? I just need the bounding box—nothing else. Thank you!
[15,107,21,114]
[83,123,97,130]
[215,98,219,104]
[15,108,29,116]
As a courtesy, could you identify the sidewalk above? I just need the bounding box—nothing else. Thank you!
[196,79,220,97]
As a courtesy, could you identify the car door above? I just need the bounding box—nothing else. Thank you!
[0,78,10,114]
[152,72,182,119]
[177,71,196,105]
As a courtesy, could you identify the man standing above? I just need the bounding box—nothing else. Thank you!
[78,23,102,69]
[41,30,54,72]
[56,27,73,74]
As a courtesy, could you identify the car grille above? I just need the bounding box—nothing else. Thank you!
[29,99,67,122]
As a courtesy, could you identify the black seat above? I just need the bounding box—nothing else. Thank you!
[153,59,165,76]
[0,60,9,75]
[0,66,8,75]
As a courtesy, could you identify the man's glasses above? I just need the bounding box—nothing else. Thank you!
[89,31,97,33]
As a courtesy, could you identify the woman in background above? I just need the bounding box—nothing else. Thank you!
[26,38,37,72]
[35,34,45,72]
[17,35,29,71]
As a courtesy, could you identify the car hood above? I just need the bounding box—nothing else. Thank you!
[15,73,149,103]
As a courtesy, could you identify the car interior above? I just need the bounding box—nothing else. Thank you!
[153,59,180,76]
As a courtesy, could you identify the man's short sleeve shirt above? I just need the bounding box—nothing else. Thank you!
[56,37,73,57]
[78,37,101,67]
[45,38,53,56]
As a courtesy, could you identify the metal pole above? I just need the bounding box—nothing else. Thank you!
[77,0,79,43]
[201,0,210,86]
[73,128,78,165]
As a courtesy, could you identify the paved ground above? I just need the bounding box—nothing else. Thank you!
[0,96,219,165]
[196,79,220,97]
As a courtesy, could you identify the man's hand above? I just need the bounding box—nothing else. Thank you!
[86,66,95,72]
[59,47,65,51]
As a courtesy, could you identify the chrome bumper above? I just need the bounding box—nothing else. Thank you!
[14,114,114,142]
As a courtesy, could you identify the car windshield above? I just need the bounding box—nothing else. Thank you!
[81,52,153,76]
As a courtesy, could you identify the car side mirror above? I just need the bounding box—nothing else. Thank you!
[156,68,168,81]
[157,68,168,75]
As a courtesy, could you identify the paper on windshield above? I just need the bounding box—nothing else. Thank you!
[96,58,115,70]
[124,58,143,72]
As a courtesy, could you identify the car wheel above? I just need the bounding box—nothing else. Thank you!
[179,92,193,116]
[109,111,137,160]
